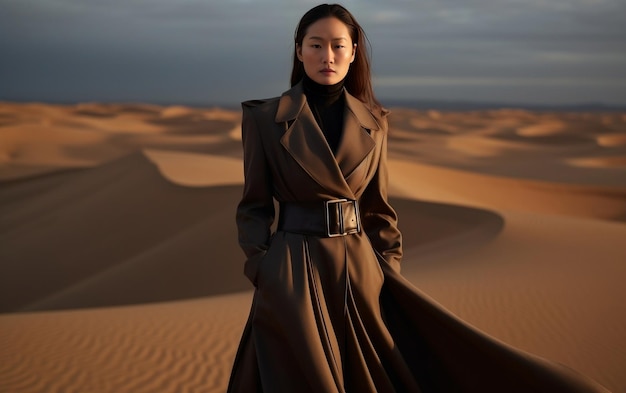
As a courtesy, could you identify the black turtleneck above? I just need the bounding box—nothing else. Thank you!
[302,74,345,154]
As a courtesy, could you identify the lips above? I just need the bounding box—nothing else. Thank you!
[320,68,335,74]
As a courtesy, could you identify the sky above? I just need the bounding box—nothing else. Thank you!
[1,0,625,107]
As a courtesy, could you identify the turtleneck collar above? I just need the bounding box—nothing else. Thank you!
[302,74,345,106]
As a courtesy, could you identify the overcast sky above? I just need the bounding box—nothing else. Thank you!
[1,0,625,106]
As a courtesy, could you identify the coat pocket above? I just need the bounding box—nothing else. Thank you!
[244,233,279,286]
[373,248,401,274]
[244,250,266,287]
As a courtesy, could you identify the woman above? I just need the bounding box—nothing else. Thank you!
[228,4,609,392]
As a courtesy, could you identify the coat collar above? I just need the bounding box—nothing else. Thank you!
[275,82,380,131]
[276,81,380,197]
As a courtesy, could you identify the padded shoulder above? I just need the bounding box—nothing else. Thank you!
[241,96,280,109]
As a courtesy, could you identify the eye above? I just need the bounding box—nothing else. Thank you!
[335,45,345,49]
[311,44,321,49]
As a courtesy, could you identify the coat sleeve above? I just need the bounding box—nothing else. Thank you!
[235,102,275,286]
[359,115,403,273]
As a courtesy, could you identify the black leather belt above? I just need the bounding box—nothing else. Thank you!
[278,199,361,237]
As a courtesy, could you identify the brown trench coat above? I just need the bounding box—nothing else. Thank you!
[228,82,608,393]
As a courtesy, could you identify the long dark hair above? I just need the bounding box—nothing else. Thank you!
[290,4,381,112]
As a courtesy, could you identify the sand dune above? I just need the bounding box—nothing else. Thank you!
[0,146,504,313]
[1,102,625,392]
[0,102,242,181]
[387,108,626,187]
[143,149,243,187]
[516,120,566,136]
[0,152,247,312]
[597,133,626,147]
[567,156,626,169]
[388,159,626,221]
[0,152,504,313]
[401,211,626,391]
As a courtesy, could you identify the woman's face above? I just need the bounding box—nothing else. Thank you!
[297,17,356,85]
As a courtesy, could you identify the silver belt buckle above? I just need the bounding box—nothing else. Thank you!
[324,199,361,237]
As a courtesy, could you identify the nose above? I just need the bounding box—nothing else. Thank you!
[322,45,334,64]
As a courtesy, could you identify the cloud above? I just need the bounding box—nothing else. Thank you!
[0,0,624,104]
[375,75,626,87]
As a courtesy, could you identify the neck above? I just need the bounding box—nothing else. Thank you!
[302,74,345,106]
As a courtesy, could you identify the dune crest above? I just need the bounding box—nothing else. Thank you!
[389,159,626,221]
[567,156,626,169]
[143,149,243,187]
[597,133,626,147]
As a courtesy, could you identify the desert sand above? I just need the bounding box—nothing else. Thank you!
[1,102,625,392]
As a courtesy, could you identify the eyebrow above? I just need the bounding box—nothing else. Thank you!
[306,36,348,41]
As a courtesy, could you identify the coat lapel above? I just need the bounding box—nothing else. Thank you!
[277,82,380,197]
[334,93,378,178]
[277,83,353,197]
